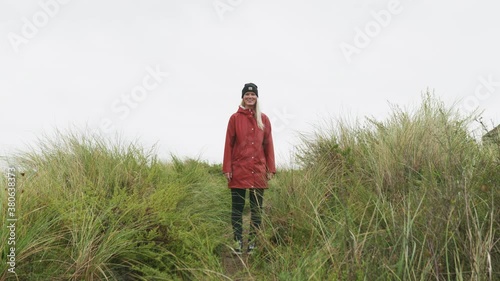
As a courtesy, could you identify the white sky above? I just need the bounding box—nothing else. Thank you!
[1,0,499,167]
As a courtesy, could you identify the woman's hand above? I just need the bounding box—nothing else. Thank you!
[224,172,232,181]
[266,172,275,180]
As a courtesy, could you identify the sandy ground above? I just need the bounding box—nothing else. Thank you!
[221,247,255,281]
[221,214,259,281]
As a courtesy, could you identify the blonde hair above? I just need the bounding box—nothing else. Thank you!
[240,99,265,130]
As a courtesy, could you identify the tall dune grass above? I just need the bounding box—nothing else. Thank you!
[260,93,499,280]
[1,132,229,280]
[1,93,498,280]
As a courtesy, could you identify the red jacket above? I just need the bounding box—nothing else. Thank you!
[223,106,276,189]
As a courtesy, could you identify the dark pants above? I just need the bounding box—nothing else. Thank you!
[231,188,264,242]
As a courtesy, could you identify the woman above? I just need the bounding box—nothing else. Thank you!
[222,82,276,254]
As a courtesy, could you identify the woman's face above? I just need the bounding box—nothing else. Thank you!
[243,92,257,107]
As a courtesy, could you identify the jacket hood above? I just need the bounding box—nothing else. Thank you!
[237,105,254,115]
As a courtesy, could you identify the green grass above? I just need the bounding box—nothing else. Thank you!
[1,93,499,280]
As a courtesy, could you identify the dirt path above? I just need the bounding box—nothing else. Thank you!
[221,216,256,281]
[221,248,254,281]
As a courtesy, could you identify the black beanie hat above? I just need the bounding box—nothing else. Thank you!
[242,83,258,98]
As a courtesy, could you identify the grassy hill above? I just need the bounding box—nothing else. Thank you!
[1,94,498,280]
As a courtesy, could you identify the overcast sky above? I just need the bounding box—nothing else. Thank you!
[1,0,499,167]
